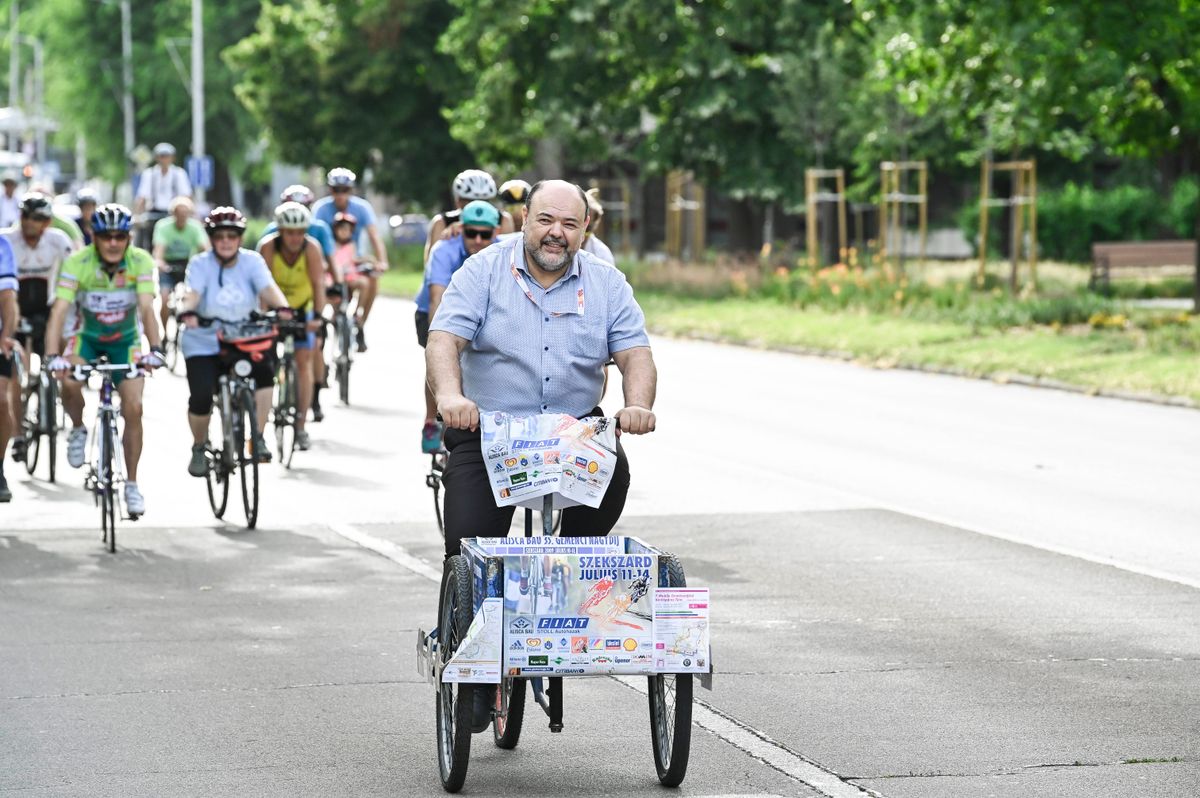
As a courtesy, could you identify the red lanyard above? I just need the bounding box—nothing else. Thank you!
[509,256,584,317]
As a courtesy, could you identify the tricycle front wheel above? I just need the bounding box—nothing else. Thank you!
[649,557,693,786]
[436,555,475,792]
[492,677,526,749]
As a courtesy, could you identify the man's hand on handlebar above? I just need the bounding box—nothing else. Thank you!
[616,406,656,435]
[47,354,71,377]
[437,394,479,432]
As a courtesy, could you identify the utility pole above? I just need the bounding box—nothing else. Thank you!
[120,0,135,164]
[191,0,205,204]
[8,0,19,155]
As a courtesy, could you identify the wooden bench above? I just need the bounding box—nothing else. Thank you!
[1090,240,1195,290]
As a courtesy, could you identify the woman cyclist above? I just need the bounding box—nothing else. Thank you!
[257,202,326,450]
[176,207,292,477]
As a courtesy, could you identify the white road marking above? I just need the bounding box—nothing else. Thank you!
[329,522,443,583]
[332,522,880,798]
[613,676,877,798]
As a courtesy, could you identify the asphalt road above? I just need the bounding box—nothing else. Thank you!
[2,295,1198,797]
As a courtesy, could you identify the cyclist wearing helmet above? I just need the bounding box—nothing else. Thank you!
[257,184,336,264]
[0,232,15,500]
[2,193,76,464]
[74,188,100,245]
[257,202,327,450]
[311,168,388,352]
[414,200,501,453]
[498,179,531,233]
[152,196,209,336]
[176,207,292,476]
[424,169,515,262]
[44,204,165,517]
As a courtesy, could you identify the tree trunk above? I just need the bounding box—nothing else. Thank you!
[534,137,564,180]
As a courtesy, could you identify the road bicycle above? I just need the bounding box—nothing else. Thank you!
[73,357,145,553]
[12,331,59,483]
[271,315,309,469]
[161,261,189,373]
[195,312,280,529]
[329,263,373,406]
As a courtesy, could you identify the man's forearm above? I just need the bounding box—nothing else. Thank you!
[1,291,17,339]
[44,301,67,354]
[618,347,657,409]
[368,227,388,267]
[140,297,163,348]
[425,331,465,399]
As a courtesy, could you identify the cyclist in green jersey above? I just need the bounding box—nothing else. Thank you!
[44,204,165,516]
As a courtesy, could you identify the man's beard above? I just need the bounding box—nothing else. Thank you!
[524,230,574,273]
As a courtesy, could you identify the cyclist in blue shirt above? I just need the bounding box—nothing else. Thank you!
[312,168,388,352]
[0,234,17,501]
[414,200,500,453]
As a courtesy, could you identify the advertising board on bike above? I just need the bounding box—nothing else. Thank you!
[481,412,618,511]
[502,549,658,676]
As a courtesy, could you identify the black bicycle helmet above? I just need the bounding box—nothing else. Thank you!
[19,191,53,219]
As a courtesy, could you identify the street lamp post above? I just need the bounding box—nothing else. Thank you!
[8,0,19,155]
[191,0,205,204]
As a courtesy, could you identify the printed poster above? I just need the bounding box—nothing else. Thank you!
[653,588,710,673]
[481,412,618,510]
[503,553,657,676]
[443,597,502,684]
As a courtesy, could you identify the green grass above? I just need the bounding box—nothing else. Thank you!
[637,292,1200,403]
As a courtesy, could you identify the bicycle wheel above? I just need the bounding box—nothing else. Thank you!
[436,556,475,792]
[648,558,693,786]
[45,377,58,483]
[492,677,526,750]
[274,358,297,468]
[168,317,182,373]
[237,387,260,529]
[22,384,40,475]
[100,416,117,554]
[336,316,352,405]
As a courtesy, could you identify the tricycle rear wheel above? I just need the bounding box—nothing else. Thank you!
[436,555,475,792]
[648,558,693,786]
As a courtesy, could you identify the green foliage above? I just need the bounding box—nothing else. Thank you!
[25,0,261,186]
[957,182,1192,263]
[226,0,472,206]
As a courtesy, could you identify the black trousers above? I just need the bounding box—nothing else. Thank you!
[441,409,631,558]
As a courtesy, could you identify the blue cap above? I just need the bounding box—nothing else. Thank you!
[461,200,501,228]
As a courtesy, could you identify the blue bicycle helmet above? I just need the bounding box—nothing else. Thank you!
[92,203,133,233]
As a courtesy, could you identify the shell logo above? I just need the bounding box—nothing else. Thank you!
[623,638,638,651]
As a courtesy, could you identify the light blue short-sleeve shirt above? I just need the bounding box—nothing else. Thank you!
[180,249,276,357]
[416,235,468,314]
[430,235,650,418]
[0,235,16,292]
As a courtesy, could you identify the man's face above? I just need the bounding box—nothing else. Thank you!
[522,185,588,273]
[157,154,174,169]
[20,215,49,241]
[173,207,190,226]
[79,202,96,221]
[331,186,352,210]
[280,228,307,253]
[211,230,241,260]
[3,181,15,196]
[95,230,131,265]
[462,225,495,256]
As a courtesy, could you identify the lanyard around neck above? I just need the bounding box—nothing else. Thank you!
[509,255,584,317]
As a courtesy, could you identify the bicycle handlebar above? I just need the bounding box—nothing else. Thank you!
[72,361,144,381]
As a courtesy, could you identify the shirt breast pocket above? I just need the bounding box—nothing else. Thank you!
[567,314,608,361]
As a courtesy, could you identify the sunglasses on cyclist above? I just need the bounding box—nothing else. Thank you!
[96,232,130,242]
[331,186,351,194]
[211,230,241,241]
[463,228,494,241]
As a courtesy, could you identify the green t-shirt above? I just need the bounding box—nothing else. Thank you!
[56,245,156,340]
[153,217,206,264]
[51,213,84,245]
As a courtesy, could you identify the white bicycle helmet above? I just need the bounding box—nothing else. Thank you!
[274,201,312,230]
[452,169,497,201]
[326,167,357,188]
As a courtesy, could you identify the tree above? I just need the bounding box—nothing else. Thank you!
[25,0,262,201]
[227,0,472,207]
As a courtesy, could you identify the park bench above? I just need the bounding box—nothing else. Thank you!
[1090,240,1196,291]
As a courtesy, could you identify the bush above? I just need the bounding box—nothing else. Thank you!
[958,181,1190,263]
